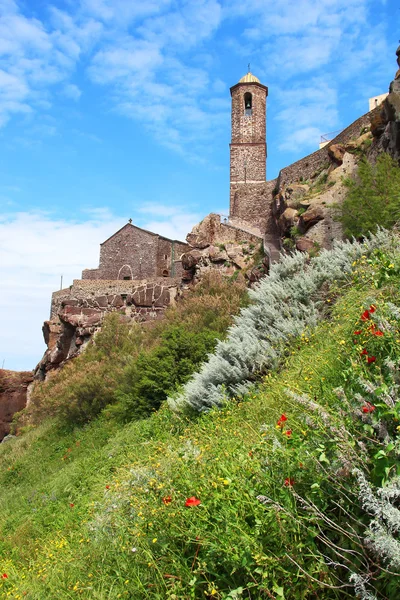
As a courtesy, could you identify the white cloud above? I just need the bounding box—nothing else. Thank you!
[274,79,339,153]
[62,83,82,100]
[0,205,201,370]
[80,0,172,26]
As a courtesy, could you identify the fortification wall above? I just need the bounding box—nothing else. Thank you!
[278,109,378,186]
[51,277,181,319]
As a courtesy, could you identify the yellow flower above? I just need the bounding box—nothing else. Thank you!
[152,538,157,543]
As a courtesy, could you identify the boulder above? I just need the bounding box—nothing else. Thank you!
[298,206,324,233]
[278,207,298,234]
[181,269,194,282]
[208,245,228,262]
[296,237,316,253]
[371,110,386,137]
[225,243,247,269]
[181,251,201,270]
[186,213,222,249]
[245,266,266,283]
[284,184,310,208]
[328,144,346,164]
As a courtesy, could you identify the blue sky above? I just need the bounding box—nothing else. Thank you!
[0,0,399,371]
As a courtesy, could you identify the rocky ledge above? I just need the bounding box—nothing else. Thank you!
[0,369,33,441]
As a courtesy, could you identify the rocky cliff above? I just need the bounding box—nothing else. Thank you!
[0,369,33,441]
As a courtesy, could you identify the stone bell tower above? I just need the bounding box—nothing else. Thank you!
[229,71,268,228]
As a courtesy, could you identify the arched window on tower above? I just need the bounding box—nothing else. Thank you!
[244,92,252,116]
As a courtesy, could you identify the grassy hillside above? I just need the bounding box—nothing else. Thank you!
[1,237,400,599]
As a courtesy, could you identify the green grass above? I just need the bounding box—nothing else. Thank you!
[1,251,400,599]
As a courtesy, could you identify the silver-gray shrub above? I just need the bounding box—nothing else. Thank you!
[354,469,400,571]
[169,230,391,413]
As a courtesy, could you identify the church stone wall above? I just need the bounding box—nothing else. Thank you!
[97,225,158,280]
[81,224,189,281]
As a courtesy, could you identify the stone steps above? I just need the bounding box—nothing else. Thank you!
[263,234,282,264]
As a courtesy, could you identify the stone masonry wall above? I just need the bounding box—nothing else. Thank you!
[278,109,379,186]
[36,277,183,378]
[156,239,188,278]
[230,82,267,214]
[230,179,278,234]
[231,83,267,144]
[82,224,189,281]
[97,225,158,280]
[51,278,181,319]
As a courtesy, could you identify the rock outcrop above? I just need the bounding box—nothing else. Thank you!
[35,278,182,379]
[273,148,359,251]
[371,45,400,161]
[183,213,266,283]
[0,369,33,440]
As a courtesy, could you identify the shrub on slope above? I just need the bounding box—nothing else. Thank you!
[27,272,248,426]
[2,243,400,599]
[169,230,392,414]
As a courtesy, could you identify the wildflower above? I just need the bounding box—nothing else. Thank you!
[185,496,201,507]
[283,429,292,437]
[69,503,74,508]
[105,485,110,490]
[162,496,172,505]
[373,330,384,337]
[360,349,368,356]
[277,414,288,427]
[354,330,362,335]
[361,310,370,321]
[284,478,294,487]
[131,548,137,553]
[369,305,376,313]
[362,403,376,414]
[1,574,8,579]
[367,356,376,364]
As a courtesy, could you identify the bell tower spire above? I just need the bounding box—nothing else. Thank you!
[229,71,268,222]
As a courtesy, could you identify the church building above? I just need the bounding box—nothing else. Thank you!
[82,222,189,281]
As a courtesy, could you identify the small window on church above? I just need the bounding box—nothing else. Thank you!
[162,269,169,277]
[244,92,252,116]
[123,276,131,280]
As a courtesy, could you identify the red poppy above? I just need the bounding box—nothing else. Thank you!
[162,496,172,505]
[373,330,384,337]
[354,330,362,335]
[367,356,376,364]
[361,310,370,321]
[1,574,8,579]
[277,414,288,427]
[360,349,368,355]
[69,503,74,508]
[284,478,294,487]
[248,451,253,457]
[105,485,110,489]
[369,305,376,313]
[283,429,292,437]
[362,403,376,413]
[185,496,201,507]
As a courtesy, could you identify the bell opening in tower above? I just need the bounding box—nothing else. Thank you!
[244,92,252,116]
